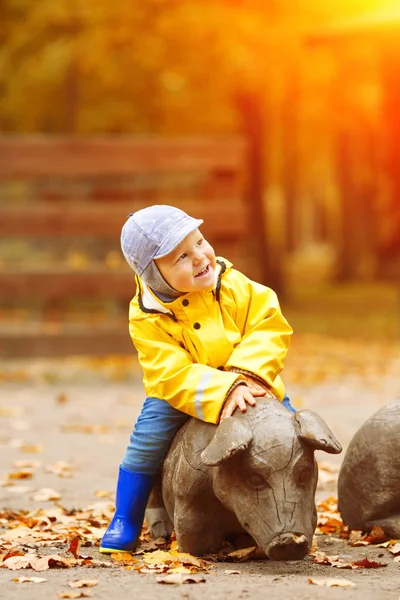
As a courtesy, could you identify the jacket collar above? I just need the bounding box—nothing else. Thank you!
[137,259,228,316]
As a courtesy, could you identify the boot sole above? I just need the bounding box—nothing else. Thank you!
[99,546,134,554]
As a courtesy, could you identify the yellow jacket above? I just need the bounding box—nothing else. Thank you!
[128,258,292,424]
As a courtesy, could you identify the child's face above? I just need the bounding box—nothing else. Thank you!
[155,229,217,293]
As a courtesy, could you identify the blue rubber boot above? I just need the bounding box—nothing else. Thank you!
[100,466,154,553]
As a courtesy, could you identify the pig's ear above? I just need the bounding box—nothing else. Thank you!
[201,417,253,466]
[295,410,342,454]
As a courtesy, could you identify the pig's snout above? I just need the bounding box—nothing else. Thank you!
[266,532,309,561]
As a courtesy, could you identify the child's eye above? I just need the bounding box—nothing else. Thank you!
[178,253,187,261]
[196,239,203,247]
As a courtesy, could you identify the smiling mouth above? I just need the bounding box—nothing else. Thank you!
[195,265,210,278]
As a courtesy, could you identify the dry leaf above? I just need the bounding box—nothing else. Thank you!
[45,462,75,478]
[224,570,241,574]
[8,471,33,480]
[308,577,355,587]
[57,592,93,599]
[156,573,206,585]
[11,577,47,584]
[67,537,81,558]
[166,566,192,574]
[19,444,43,454]
[111,553,139,564]
[361,526,388,544]
[348,530,364,545]
[56,393,68,404]
[3,554,37,570]
[67,580,98,588]
[13,460,41,469]
[227,546,257,561]
[388,543,400,555]
[3,553,74,571]
[31,488,61,502]
[94,489,112,498]
[353,558,387,568]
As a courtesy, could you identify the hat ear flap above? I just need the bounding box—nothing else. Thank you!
[201,418,253,466]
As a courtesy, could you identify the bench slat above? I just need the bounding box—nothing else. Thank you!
[0,271,136,300]
[0,202,247,238]
[0,329,133,358]
[0,137,247,179]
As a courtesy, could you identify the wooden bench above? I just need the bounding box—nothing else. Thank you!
[0,136,250,358]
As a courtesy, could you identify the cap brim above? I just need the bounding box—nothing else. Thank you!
[154,218,204,260]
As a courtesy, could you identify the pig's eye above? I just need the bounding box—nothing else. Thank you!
[248,473,268,489]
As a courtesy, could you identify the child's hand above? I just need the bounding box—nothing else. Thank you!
[219,383,266,423]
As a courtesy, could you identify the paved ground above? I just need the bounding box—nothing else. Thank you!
[1,334,400,599]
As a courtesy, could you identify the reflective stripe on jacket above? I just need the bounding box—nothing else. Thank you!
[128,258,293,424]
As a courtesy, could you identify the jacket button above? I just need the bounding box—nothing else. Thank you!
[182,299,189,307]
[193,322,201,330]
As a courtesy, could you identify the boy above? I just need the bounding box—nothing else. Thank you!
[100,204,294,553]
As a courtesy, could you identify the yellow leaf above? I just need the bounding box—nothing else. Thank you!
[19,444,43,454]
[227,546,257,561]
[166,566,192,574]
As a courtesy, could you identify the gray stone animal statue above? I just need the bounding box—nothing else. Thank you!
[338,398,400,537]
[145,396,342,560]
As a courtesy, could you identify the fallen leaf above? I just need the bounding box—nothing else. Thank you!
[361,525,388,545]
[388,543,400,555]
[3,554,36,570]
[8,471,33,480]
[67,537,81,558]
[57,592,93,599]
[224,570,241,574]
[19,444,43,453]
[56,393,68,404]
[13,460,41,469]
[348,530,364,545]
[308,577,355,587]
[2,553,74,571]
[227,547,257,561]
[45,462,75,478]
[111,553,139,564]
[12,576,47,583]
[31,488,61,502]
[94,490,112,498]
[166,566,192,574]
[67,580,98,588]
[353,558,387,568]
[156,573,206,585]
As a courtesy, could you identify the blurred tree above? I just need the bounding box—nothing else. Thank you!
[1,0,399,285]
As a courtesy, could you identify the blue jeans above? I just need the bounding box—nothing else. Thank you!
[121,394,296,475]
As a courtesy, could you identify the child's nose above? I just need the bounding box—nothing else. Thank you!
[193,249,203,264]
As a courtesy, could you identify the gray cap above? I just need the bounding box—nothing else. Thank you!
[121,205,203,296]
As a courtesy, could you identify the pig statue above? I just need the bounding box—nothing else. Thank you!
[145,396,342,560]
[338,398,400,537]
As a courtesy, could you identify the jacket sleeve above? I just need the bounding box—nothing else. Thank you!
[129,317,245,424]
[224,273,292,390]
